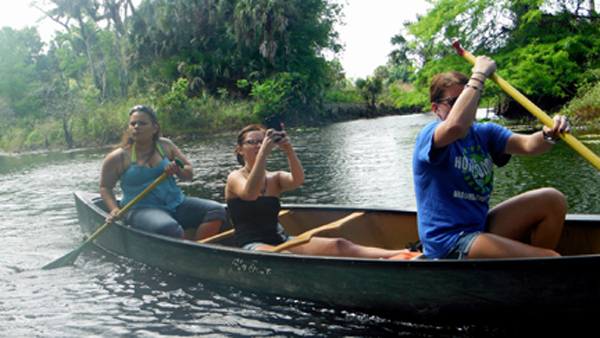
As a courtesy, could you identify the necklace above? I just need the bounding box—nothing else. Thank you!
[131,143,157,166]
[244,167,267,195]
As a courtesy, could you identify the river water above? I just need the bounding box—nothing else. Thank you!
[1,113,599,337]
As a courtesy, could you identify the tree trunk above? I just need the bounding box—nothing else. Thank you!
[62,116,74,149]
[77,15,101,95]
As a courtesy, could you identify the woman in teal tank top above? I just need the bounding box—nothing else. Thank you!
[99,105,225,240]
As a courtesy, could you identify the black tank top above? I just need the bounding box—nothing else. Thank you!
[227,196,287,247]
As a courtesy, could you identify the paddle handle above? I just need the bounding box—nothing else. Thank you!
[452,41,600,171]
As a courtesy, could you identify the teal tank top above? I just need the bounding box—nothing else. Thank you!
[119,142,185,212]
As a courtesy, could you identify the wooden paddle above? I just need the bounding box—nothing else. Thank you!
[42,158,184,270]
[267,211,366,253]
[199,210,292,244]
[452,41,600,171]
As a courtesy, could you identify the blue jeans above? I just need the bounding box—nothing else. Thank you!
[126,197,226,238]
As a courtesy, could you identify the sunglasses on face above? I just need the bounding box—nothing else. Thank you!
[243,139,263,146]
[437,97,459,107]
[129,105,158,118]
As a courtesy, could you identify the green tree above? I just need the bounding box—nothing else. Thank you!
[393,0,600,117]
[0,27,44,117]
[355,76,383,109]
[126,0,342,113]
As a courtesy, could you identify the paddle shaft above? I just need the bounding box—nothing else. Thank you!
[85,169,171,243]
[452,41,600,171]
[42,158,184,269]
[267,212,365,253]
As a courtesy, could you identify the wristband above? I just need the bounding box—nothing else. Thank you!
[472,71,488,78]
[470,77,485,85]
[542,130,559,145]
[465,83,483,94]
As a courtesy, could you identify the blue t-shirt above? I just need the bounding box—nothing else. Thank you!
[413,121,513,258]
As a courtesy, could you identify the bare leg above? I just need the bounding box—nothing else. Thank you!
[468,233,560,258]
[468,188,566,259]
[192,220,223,241]
[253,237,405,258]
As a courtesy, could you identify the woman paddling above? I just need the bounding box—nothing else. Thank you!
[413,56,571,259]
[99,105,226,240]
[226,123,410,258]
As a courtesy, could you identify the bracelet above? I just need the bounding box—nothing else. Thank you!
[465,83,483,94]
[473,71,488,78]
[542,130,560,145]
[470,77,485,85]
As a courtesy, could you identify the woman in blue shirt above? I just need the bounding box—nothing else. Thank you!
[413,56,571,259]
[99,105,225,240]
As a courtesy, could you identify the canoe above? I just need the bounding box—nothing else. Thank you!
[73,191,600,324]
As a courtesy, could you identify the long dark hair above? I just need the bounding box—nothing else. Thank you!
[235,124,265,165]
[115,105,162,149]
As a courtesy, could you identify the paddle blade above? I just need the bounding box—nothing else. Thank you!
[42,220,113,270]
[41,242,88,270]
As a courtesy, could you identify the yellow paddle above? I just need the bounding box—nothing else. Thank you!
[42,158,184,270]
[267,212,365,253]
[452,41,600,171]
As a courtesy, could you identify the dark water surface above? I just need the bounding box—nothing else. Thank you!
[2,114,599,337]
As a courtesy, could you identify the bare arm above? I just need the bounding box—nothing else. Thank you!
[505,115,572,156]
[99,149,126,221]
[274,129,305,192]
[225,133,275,201]
[433,56,497,148]
[159,138,194,181]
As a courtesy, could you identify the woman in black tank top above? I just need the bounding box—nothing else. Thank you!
[225,124,408,258]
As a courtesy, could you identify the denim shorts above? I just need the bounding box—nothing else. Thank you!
[443,231,482,259]
[242,224,293,250]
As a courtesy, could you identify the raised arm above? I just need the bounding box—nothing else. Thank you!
[433,56,497,148]
[275,129,305,191]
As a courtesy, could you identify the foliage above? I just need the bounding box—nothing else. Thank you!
[393,0,600,119]
[560,69,600,122]
[354,76,383,108]
[0,27,44,118]
[238,72,298,120]
[323,85,363,104]
[389,82,429,110]
[127,0,341,101]
[3,0,600,151]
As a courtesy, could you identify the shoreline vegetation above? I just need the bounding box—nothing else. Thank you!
[4,101,598,158]
[1,1,600,154]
